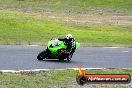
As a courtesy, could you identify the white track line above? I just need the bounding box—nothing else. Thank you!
[123,51,130,53]
[0,68,105,73]
[103,47,121,48]
[26,45,40,46]
[0,68,131,73]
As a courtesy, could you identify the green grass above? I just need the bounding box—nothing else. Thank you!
[0,0,132,46]
[86,69,132,75]
[0,69,132,88]
[0,0,132,15]
[0,10,132,46]
[0,70,76,88]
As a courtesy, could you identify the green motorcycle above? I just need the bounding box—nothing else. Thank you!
[37,39,80,61]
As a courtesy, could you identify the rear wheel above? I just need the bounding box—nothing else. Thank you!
[37,50,47,60]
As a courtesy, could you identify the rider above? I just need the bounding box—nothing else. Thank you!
[58,34,76,56]
[46,34,76,58]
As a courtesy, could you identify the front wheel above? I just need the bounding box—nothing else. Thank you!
[67,54,72,61]
[37,50,46,60]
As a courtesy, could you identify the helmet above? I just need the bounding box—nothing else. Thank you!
[66,34,73,39]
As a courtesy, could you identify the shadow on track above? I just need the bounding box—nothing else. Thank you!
[37,59,73,63]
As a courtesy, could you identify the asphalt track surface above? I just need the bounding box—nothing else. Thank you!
[0,45,132,70]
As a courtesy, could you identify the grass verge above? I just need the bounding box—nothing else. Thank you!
[0,0,132,46]
[0,0,132,15]
[0,69,132,88]
[0,10,132,46]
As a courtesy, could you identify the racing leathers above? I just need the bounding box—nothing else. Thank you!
[58,38,76,56]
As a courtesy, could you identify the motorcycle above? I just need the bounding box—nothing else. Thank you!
[37,39,80,61]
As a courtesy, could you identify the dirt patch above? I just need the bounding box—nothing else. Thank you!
[47,14,132,25]
[18,9,132,26]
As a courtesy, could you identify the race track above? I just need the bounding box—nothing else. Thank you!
[0,45,132,70]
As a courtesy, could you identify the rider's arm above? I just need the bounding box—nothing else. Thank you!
[58,38,67,41]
